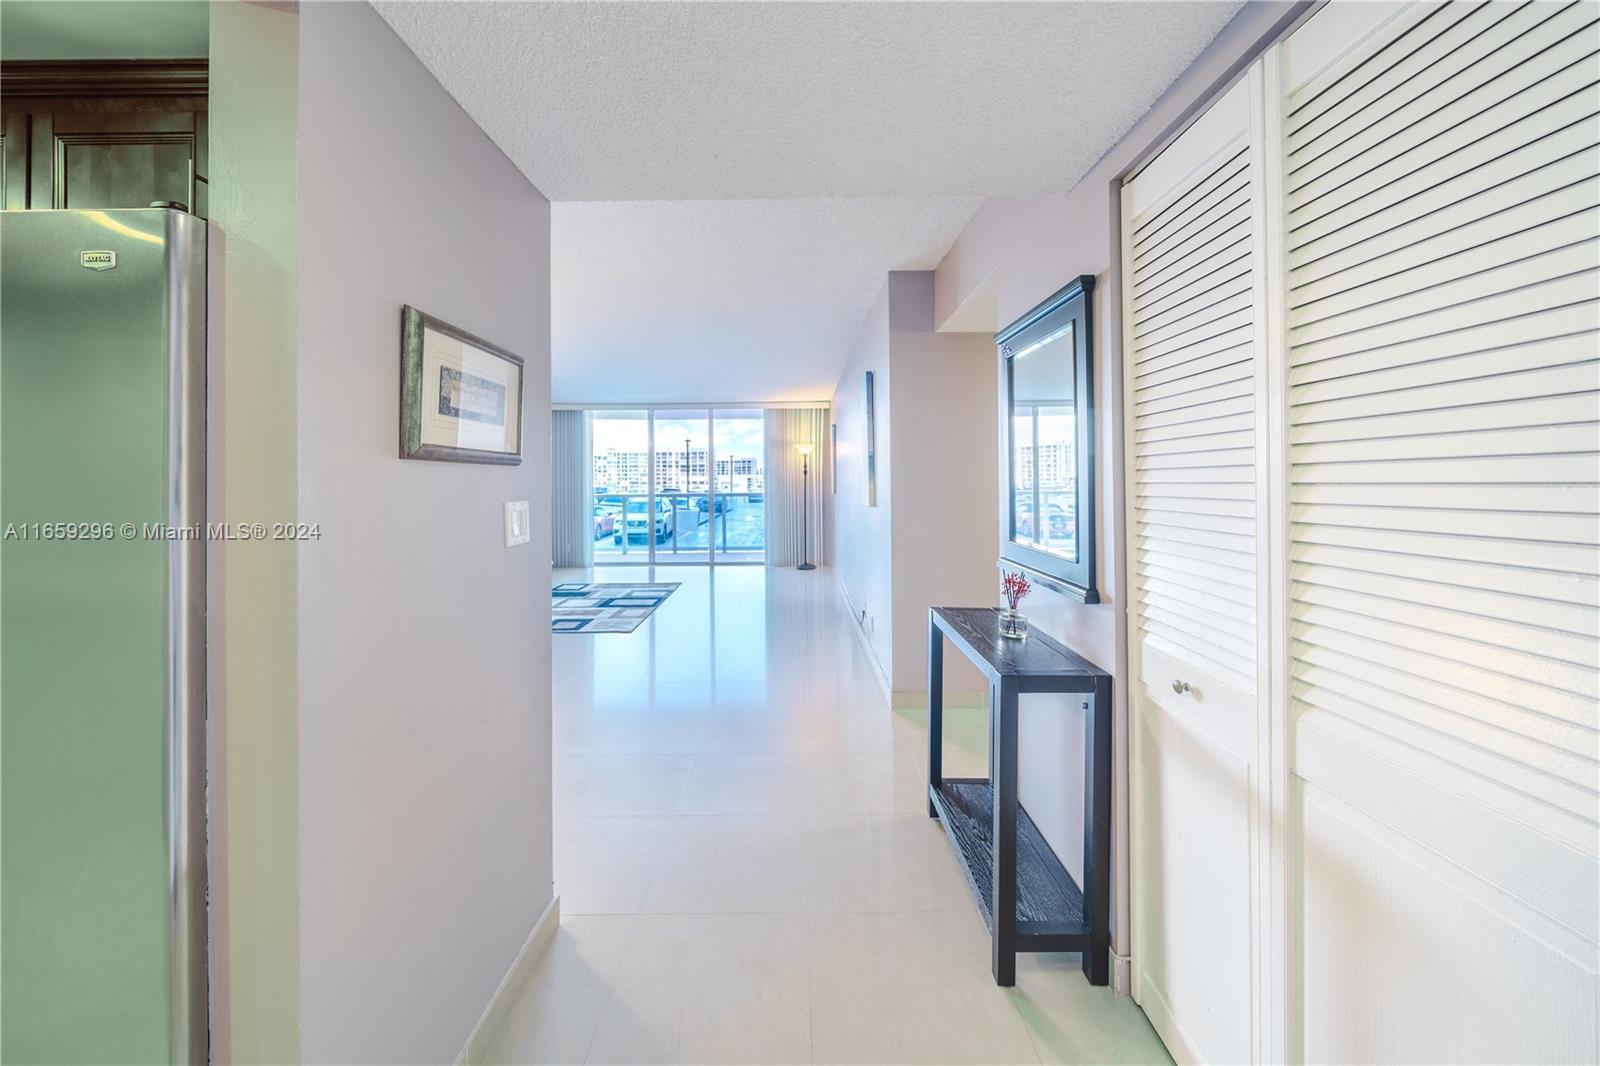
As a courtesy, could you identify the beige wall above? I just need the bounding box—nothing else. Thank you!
[831,282,893,681]
[207,3,302,1060]
[886,272,996,697]
[293,4,552,1062]
[832,271,995,698]
[210,2,555,1061]
[930,1,1305,957]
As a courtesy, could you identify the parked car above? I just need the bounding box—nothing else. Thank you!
[1015,498,1074,542]
[1046,502,1074,540]
[592,506,616,540]
[695,495,729,514]
[1015,499,1035,538]
[616,497,673,544]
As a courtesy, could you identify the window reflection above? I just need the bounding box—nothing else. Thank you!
[1009,323,1077,562]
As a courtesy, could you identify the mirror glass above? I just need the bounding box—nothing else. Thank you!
[1008,321,1077,562]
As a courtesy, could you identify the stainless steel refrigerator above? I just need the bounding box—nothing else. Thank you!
[1,208,207,1064]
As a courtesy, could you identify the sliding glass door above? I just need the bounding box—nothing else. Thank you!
[651,410,711,564]
[712,409,765,564]
[589,407,767,565]
[592,409,649,562]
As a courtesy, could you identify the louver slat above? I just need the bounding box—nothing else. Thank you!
[1127,90,1259,698]
[1285,13,1600,825]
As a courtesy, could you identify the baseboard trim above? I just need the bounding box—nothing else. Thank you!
[456,894,560,1065]
[1112,949,1132,996]
[833,575,892,706]
[1133,965,1200,1066]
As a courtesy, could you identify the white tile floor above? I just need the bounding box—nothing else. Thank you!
[492,564,1169,1065]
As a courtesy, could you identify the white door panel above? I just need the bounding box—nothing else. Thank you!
[1124,71,1266,1065]
[1134,691,1255,1066]
[1138,641,1256,756]
[1299,781,1597,1065]
[1278,2,1600,1061]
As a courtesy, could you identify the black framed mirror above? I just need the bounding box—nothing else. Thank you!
[997,275,1097,603]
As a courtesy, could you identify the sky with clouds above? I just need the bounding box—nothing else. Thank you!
[593,411,765,465]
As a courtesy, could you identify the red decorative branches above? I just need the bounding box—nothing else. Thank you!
[1002,570,1031,612]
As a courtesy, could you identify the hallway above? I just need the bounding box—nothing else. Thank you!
[490,566,1167,1064]
[3,1,1594,1061]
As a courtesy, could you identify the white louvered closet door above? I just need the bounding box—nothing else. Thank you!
[1123,73,1267,1066]
[1278,1,1600,1061]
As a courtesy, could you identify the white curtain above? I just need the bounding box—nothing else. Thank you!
[764,407,830,568]
[551,409,592,568]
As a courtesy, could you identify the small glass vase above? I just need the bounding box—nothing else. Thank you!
[999,608,1029,640]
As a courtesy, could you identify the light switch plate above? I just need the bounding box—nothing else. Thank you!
[504,500,530,547]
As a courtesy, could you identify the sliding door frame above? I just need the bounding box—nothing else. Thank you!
[647,407,709,566]
[1257,39,1295,1066]
[569,401,818,567]
[645,407,656,565]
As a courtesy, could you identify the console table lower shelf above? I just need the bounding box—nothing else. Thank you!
[929,779,1089,950]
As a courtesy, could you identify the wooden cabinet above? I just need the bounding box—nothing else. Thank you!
[1,112,25,209]
[0,60,207,215]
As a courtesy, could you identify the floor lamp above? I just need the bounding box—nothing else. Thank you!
[794,442,816,571]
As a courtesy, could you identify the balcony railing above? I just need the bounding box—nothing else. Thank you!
[593,491,765,560]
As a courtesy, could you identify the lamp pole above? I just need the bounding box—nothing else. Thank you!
[723,452,733,553]
[795,442,816,571]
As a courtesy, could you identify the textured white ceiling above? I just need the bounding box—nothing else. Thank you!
[378,1,1241,201]
[375,1,1242,402]
[552,197,980,403]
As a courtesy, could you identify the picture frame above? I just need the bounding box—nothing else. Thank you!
[996,275,1098,604]
[400,305,524,465]
[831,422,838,494]
[864,370,877,507]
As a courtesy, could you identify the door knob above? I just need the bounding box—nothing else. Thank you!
[1171,680,1191,694]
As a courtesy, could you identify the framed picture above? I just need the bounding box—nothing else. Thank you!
[830,422,838,494]
[864,370,877,506]
[400,305,524,464]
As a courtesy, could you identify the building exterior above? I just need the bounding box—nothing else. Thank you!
[594,448,763,495]
[1012,441,1074,490]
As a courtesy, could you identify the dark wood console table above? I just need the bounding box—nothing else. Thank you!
[926,606,1112,987]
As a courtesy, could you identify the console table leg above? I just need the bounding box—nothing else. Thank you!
[992,679,1018,987]
[1081,678,1113,986]
[927,620,943,818]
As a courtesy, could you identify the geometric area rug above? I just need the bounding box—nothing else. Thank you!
[552,582,681,634]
